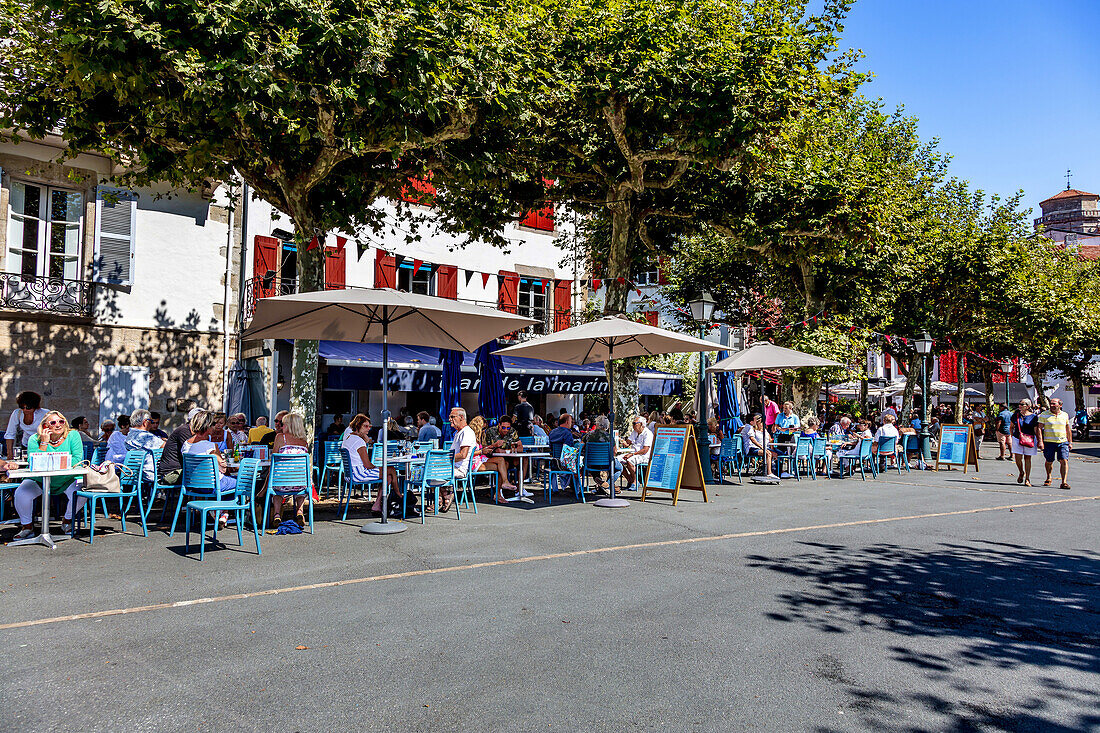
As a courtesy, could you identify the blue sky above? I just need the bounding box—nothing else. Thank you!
[836,0,1100,216]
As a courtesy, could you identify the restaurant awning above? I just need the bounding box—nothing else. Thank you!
[318,341,683,395]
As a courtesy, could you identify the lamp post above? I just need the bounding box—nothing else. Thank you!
[999,359,1013,410]
[689,292,717,483]
[915,332,934,466]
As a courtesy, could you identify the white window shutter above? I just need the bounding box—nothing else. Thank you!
[99,365,150,428]
[93,187,137,285]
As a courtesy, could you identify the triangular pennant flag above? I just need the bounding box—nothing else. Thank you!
[802,320,807,326]
[481,272,491,288]
[464,269,474,287]
[356,239,369,259]
[412,259,423,273]
[335,235,347,252]
[616,277,626,285]
[635,288,642,296]
[592,278,602,290]
[393,254,406,271]
[306,235,320,251]
[849,326,856,333]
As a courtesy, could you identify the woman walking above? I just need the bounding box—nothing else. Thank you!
[1010,399,1041,486]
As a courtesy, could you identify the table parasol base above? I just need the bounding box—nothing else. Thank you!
[359,520,408,535]
[750,475,780,485]
[593,497,630,508]
[8,532,68,548]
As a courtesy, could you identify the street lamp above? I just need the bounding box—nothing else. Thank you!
[999,359,1013,409]
[915,332,934,466]
[689,292,717,483]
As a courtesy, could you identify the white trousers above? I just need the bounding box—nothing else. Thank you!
[14,479,86,525]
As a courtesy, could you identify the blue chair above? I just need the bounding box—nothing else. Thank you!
[413,440,437,454]
[319,440,344,500]
[897,434,914,472]
[777,436,815,480]
[876,436,901,475]
[405,450,459,522]
[339,448,382,520]
[233,458,263,532]
[0,480,19,523]
[82,442,95,463]
[838,439,876,480]
[72,450,148,543]
[581,441,613,491]
[91,443,107,464]
[545,443,583,504]
[716,434,743,484]
[811,436,828,479]
[182,454,261,560]
[263,453,314,533]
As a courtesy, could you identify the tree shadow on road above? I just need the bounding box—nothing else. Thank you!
[746,540,1100,732]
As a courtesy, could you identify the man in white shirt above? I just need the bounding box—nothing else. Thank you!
[620,416,653,488]
[444,407,475,513]
[125,408,166,481]
[4,391,48,458]
[872,413,900,467]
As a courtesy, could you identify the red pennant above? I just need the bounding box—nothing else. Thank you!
[616,277,626,285]
[635,288,642,296]
[812,315,817,323]
[802,320,807,326]
[849,326,856,333]
[306,236,320,251]
[593,279,602,291]
[481,272,491,288]
[412,259,423,273]
[335,235,347,252]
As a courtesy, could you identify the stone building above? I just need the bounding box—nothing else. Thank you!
[1034,187,1100,243]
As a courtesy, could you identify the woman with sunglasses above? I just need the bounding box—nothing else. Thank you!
[11,411,86,540]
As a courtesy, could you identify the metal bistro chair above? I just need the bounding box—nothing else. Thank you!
[897,434,916,472]
[811,435,828,479]
[181,454,261,560]
[319,440,344,500]
[838,438,877,481]
[263,453,314,533]
[777,436,815,481]
[413,440,438,454]
[339,448,382,520]
[876,435,900,475]
[545,443,583,505]
[73,449,148,543]
[404,449,462,522]
[233,457,263,533]
[580,441,613,492]
[716,433,743,484]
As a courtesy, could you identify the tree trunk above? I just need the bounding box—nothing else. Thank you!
[1070,373,1085,415]
[954,351,966,424]
[602,187,638,436]
[900,354,920,419]
[289,226,326,443]
[983,366,996,422]
[1029,362,1048,409]
[790,371,820,421]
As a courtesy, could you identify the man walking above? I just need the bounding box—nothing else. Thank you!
[995,402,1013,460]
[1038,398,1072,489]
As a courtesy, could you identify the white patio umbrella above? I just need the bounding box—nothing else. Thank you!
[243,288,537,534]
[494,315,719,508]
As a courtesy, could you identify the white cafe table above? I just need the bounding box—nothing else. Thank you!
[496,451,551,503]
[6,467,91,549]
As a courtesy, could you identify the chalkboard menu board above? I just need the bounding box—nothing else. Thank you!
[641,425,709,505]
[936,424,978,473]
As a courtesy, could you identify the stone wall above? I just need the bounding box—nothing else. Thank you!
[0,318,226,431]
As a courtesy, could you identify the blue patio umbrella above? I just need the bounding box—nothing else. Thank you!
[715,350,743,434]
[475,340,508,422]
[438,349,463,441]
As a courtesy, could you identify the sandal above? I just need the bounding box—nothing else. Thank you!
[1016,474,1024,484]
[271,515,281,528]
[492,493,508,504]
[295,513,306,526]
[1059,483,1071,490]
[1043,479,1052,486]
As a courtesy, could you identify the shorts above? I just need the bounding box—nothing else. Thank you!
[626,455,648,468]
[1010,437,1037,457]
[453,466,469,480]
[352,467,380,482]
[1043,443,1070,462]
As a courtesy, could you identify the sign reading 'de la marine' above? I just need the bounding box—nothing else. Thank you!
[641,425,709,505]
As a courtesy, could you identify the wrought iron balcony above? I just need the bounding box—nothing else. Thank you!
[0,273,93,317]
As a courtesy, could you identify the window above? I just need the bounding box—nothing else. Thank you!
[6,182,83,280]
[634,270,660,287]
[518,278,548,333]
[397,261,434,295]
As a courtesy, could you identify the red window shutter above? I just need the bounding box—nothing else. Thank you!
[938,350,957,384]
[325,246,346,290]
[657,256,669,285]
[374,249,397,289]
[498,270,519,313]
[644,311,659,327]
[553,279,572,331]
[437,265,458,299]
[399,176,436,206]
[253,235,280,298]
[521,203,555,231]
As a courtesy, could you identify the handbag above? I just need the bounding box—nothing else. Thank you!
[80,460,126,493]
[1016,418,1035,448]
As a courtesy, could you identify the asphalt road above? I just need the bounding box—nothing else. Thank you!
[2,449,1098,732]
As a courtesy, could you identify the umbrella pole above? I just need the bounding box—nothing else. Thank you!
[595,341,629,508]
[361,313,407,534]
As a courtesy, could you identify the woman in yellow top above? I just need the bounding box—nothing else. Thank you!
[12,411,86,540]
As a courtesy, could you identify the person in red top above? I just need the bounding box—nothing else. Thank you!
[762,396,780,434]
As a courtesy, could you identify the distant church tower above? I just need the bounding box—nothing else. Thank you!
[1034,178,1099,244]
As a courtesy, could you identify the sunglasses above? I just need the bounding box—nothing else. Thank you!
[46,419,65,427]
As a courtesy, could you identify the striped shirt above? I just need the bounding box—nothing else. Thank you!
[1038,410,1070,444]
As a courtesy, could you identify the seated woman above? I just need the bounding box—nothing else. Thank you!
[740,413,778,476]
[181,410,237,528]
[470,415,517,502]
[800,416,820,438]
[269,412,311,527]
[873,413,901,466]
[11,411,86,540]
[836,419,874,466]
[340,414,404,518]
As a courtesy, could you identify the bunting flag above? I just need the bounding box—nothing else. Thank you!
[412,258,423,273]
[481,272,491,288]
[464,269,475,287]
[356,239,369,259]
[306,235,320,251]
[593,278,602,291]
[335,235,347,252]
[394,254,406,270]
